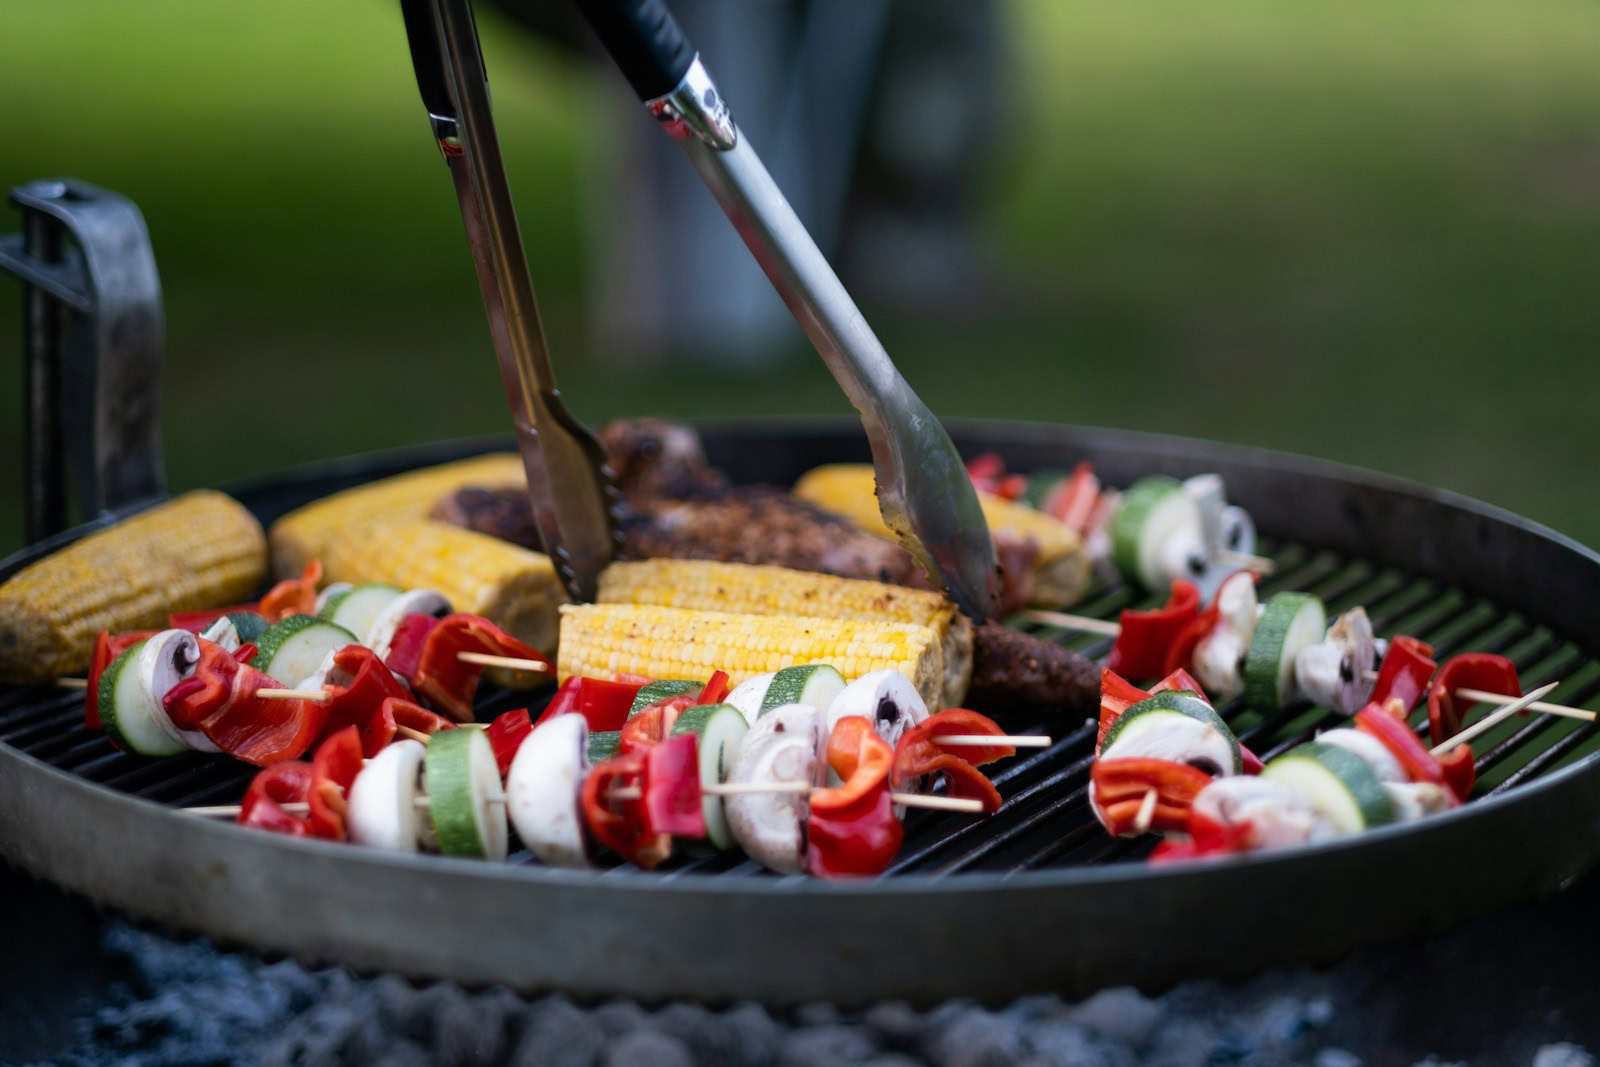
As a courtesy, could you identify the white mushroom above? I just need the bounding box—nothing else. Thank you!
[1383,782,1456,822]
[347,739,427,852]
[136,629,218,753]
[823,670,928,751]
[1098,714,1236,779]
[1191,776,1339,849]
[1191,572,1258,699]
[506,714,592,868]
[198,616,241,653]
[365,589,452,662]
[725,703,821,874]
[1294,608,1377,714]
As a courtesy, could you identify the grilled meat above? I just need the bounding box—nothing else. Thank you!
[965,621,1099,715]
[427,419,1098,717]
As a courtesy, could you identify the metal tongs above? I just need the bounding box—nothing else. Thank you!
[403,0,997,619]
[400,0,618,602]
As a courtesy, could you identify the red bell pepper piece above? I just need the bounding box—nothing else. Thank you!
[1046,461,1101,533]
[1091,758,1214,836]
[383,613,440,681]
[1427,653,1522,748]
[808,716,903,878]
[891,709,1014,813]
[164,640,328,765]
[1437,744,1477,802]
[695,670,731,706]
[1163,601,1222,677]
[167,605,258,633]
[1097,667,1211,755]
[639,733,706,838]
[534,675,647,732]
[617,694,697,756]
[238,760,315,836]
[810,716,896,809]
[86,630,156,730]
[1355,701,1448,788]
[965,452,1006,494]
[359,697,455,758]
[258,560,322,623]
[581,751,671,868]
[307,726,365,841]
[412,614,551,722]
[1371,636,1436,713]
[1239,745,1264,776]
[807,783,903,879]
[1107,581,1202,681]
[485,708,533,776]
[318,645,415,736]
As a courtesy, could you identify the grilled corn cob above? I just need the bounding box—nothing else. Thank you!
[269,453,526,577]
[791,463,1090,609]
[317,519,563,655]
[558,603,944,709]
[597,558,971,706]
[0,491,267,684]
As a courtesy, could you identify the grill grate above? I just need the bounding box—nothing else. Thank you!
[5,535,1595,881]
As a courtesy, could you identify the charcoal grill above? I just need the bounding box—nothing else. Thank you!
[3,417,1599,1005]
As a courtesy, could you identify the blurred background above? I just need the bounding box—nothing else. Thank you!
[2,0,1597,557]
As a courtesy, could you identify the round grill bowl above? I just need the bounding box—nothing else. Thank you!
[2,418,1597,1006]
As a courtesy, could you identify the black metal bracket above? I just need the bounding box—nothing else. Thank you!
[0,179,166,543]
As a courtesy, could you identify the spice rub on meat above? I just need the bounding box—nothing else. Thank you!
[427,418,1098,716]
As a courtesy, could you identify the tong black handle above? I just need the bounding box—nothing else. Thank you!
[573,0,695,102]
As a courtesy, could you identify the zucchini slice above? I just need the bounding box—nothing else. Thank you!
[759,663,845,716]
[1110,477,1205,591]
[423,728,508,861]
[629,679,701,716]
[1261,741,1394,833]
[670,702,751,850]
[1100,690,1240,774]
[587,730,621,764]
[99,638,191,757]
[1243,592,1328,711]
[226,611,270,644]
[252,615,358,686]
[318,582,403,646]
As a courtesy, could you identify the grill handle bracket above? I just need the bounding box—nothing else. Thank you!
[0,179,166,544]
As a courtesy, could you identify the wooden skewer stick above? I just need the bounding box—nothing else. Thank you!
[1453,686,1595,723]
[56,677,89,690]
[257,688,331,702]
[457,651,549,672]
[1430,682,1559,756]
[1131,788,1159,835]
[615,782,988,813]
[1017,611,1122,637]
[185,802,309,818]
[1220,550,1275,575]
[892,793,986,813]
[1358,673,1591,723]
[934,734,1051,748]
[396,725,434,744]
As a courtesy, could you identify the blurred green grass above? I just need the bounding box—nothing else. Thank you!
[2,0,1597,555]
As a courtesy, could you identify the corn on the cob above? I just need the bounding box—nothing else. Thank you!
[269,453,526,577]
[558,603,944,709]
[317,519,564,655]
[791,463,1091,609]
[0,491,267,684]
[597,558,971,706]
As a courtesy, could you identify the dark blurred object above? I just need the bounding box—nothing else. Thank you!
[490,0,1002,367]
[1,180,166,543]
